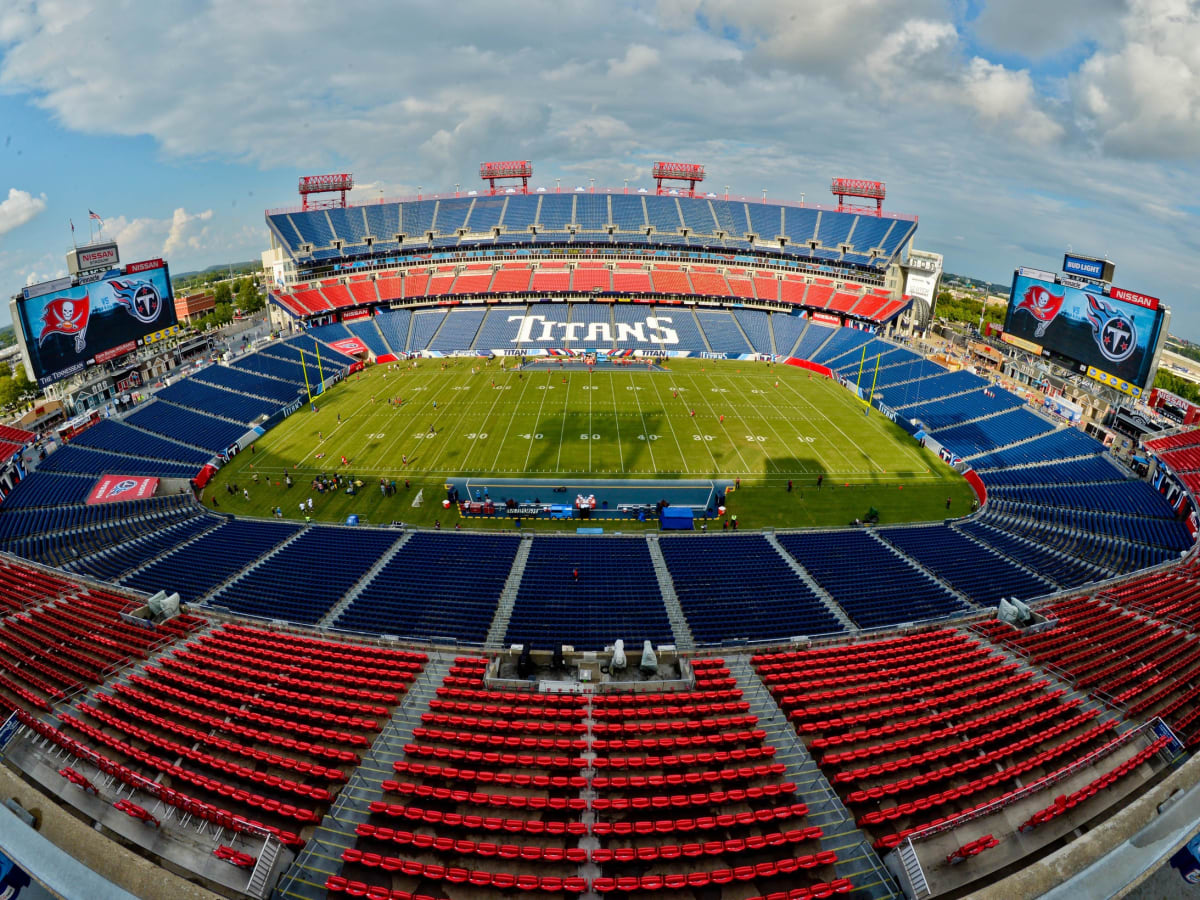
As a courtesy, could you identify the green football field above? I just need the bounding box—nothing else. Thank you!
[204,357,975,530]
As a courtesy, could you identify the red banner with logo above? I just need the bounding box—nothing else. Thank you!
[329,337,369,356]
[86,474,159,505]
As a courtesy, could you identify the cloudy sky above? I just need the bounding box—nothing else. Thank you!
[1,0,1198,334]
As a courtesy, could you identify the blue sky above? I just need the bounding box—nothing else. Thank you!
[1,0,1198,335]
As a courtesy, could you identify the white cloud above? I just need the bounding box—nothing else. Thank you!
[1071,0,1200,158]
[608,44,660,78]
[0,188,47,236]
[972,0,1124,60]
[963,59,1065,145]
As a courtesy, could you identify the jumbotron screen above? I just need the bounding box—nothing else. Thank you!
[14,260,178,387]
[1001,268,1167,394]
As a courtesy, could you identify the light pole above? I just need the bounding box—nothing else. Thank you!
[724,185,729,201]
[555,178,561,193]
[624,179,629,194]
[417,185,423,201]
[588,177,595,193]
[761,189,767,202]
[455,183,460,197]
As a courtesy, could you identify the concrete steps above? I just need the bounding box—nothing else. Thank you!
[646,536,695,651]
[484,536,532,650]
[764,533,856,632]
[317,531,411,628]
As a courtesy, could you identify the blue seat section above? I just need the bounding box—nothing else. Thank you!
[466,196,506,234]
[568,303,614,350]
[869,360,947,391]
[67,512,216,583]
[125,401,249,454]
[889,370,988,408]
[364,203,400,240]
[505,537,672,651]
[831,339,892,373]
[307,321,353,346]
[932,409,1056,458]
[0,494,187,542]
[979,508,1179,574]
[970,428,1105,470]
[900,389,1025,431]
[776,530,966,629]
[979,455,1127,488]
[280,337,357,368]
[326,207,368,244]
[770,314,807,357]
[408,309,447,351]
[13,501,203,570]
[37,445,199,479]
[123,518,303,603]
[268,198,912,269]
[429,307,487,351]
[695,310,752,354]
[346,319,390,357]
[191,364,301,404]
[375,309,412,355]
[335,532,518,643]
[209,526,401,624]
[1,472,96,509]
[957,520,1127,589]
[996,499,1193,549]
[810,328,872,365]
[155,378,281,424]
[659,535,842,642]
[989,479,1183,521]
[231,352,318,387]
[652,306,704,351]
[70,419,211,465]
[474,304,528,350]
[791,322,835,360]
[732,309,772,354]
[880,525,1052,606]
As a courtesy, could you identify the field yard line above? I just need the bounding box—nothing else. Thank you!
[461,367,518,470]
[522,371,552,472]
[489,367,535,471]
[657,369,717,471]
[341,368,425,466]
[608,372,626,473]
[775,374,881,473]
[588,369,593,472]
[373,365,468,471]
[684,370,752,473]
[626,371,659,473]
[713,370,807,474]
[644,370,691,473]
[422,365,490,471]
[555,374,571,473]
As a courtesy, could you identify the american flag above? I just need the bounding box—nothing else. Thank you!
[89,209,102,222]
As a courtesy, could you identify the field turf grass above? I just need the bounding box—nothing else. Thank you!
[205,358,975,531]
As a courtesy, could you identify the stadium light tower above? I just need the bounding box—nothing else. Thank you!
[479,160,533,196]
[652,161,705,197]
[298,173,354,211]
[831,178,886,216]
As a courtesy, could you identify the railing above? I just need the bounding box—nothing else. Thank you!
[904,720,1168,844]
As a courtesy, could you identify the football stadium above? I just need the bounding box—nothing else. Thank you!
[1,161,1199,900]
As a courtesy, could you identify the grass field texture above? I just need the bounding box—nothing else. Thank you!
[205,358,975,530]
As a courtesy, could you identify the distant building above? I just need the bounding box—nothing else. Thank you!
[175,290,215,323]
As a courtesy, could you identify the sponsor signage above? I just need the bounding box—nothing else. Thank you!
[67,242,120,274]
[1000,332,1044,355]
[22,276,73,301]
[810,312,841,326]
[342,308,371,321]
[86,474,159,505]
[15,263,178,387]
[1003,269,1166,391]
[1108,286,1160,311]
[1063,254,1114,282]
[1086,365,1143,398]
[125,258,164,274]
[329,337,370,356]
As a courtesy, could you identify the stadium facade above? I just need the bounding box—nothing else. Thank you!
[0,172,1197,899]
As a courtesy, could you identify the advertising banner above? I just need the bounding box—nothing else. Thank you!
[86,474,159,505]
[329,337,370,356]
[16,262,176,387]
[1003,271,1164,389]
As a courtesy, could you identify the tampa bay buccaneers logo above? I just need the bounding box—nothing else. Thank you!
[38,293,91,353]
[1086,295,1137,363]
[1016,284,1065,338]
[110,279,163,325]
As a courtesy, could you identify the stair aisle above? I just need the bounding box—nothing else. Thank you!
[272,652,452,900]
[725,655,903,900]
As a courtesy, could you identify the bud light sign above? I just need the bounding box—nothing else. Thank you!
[1063,254,1114,283]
